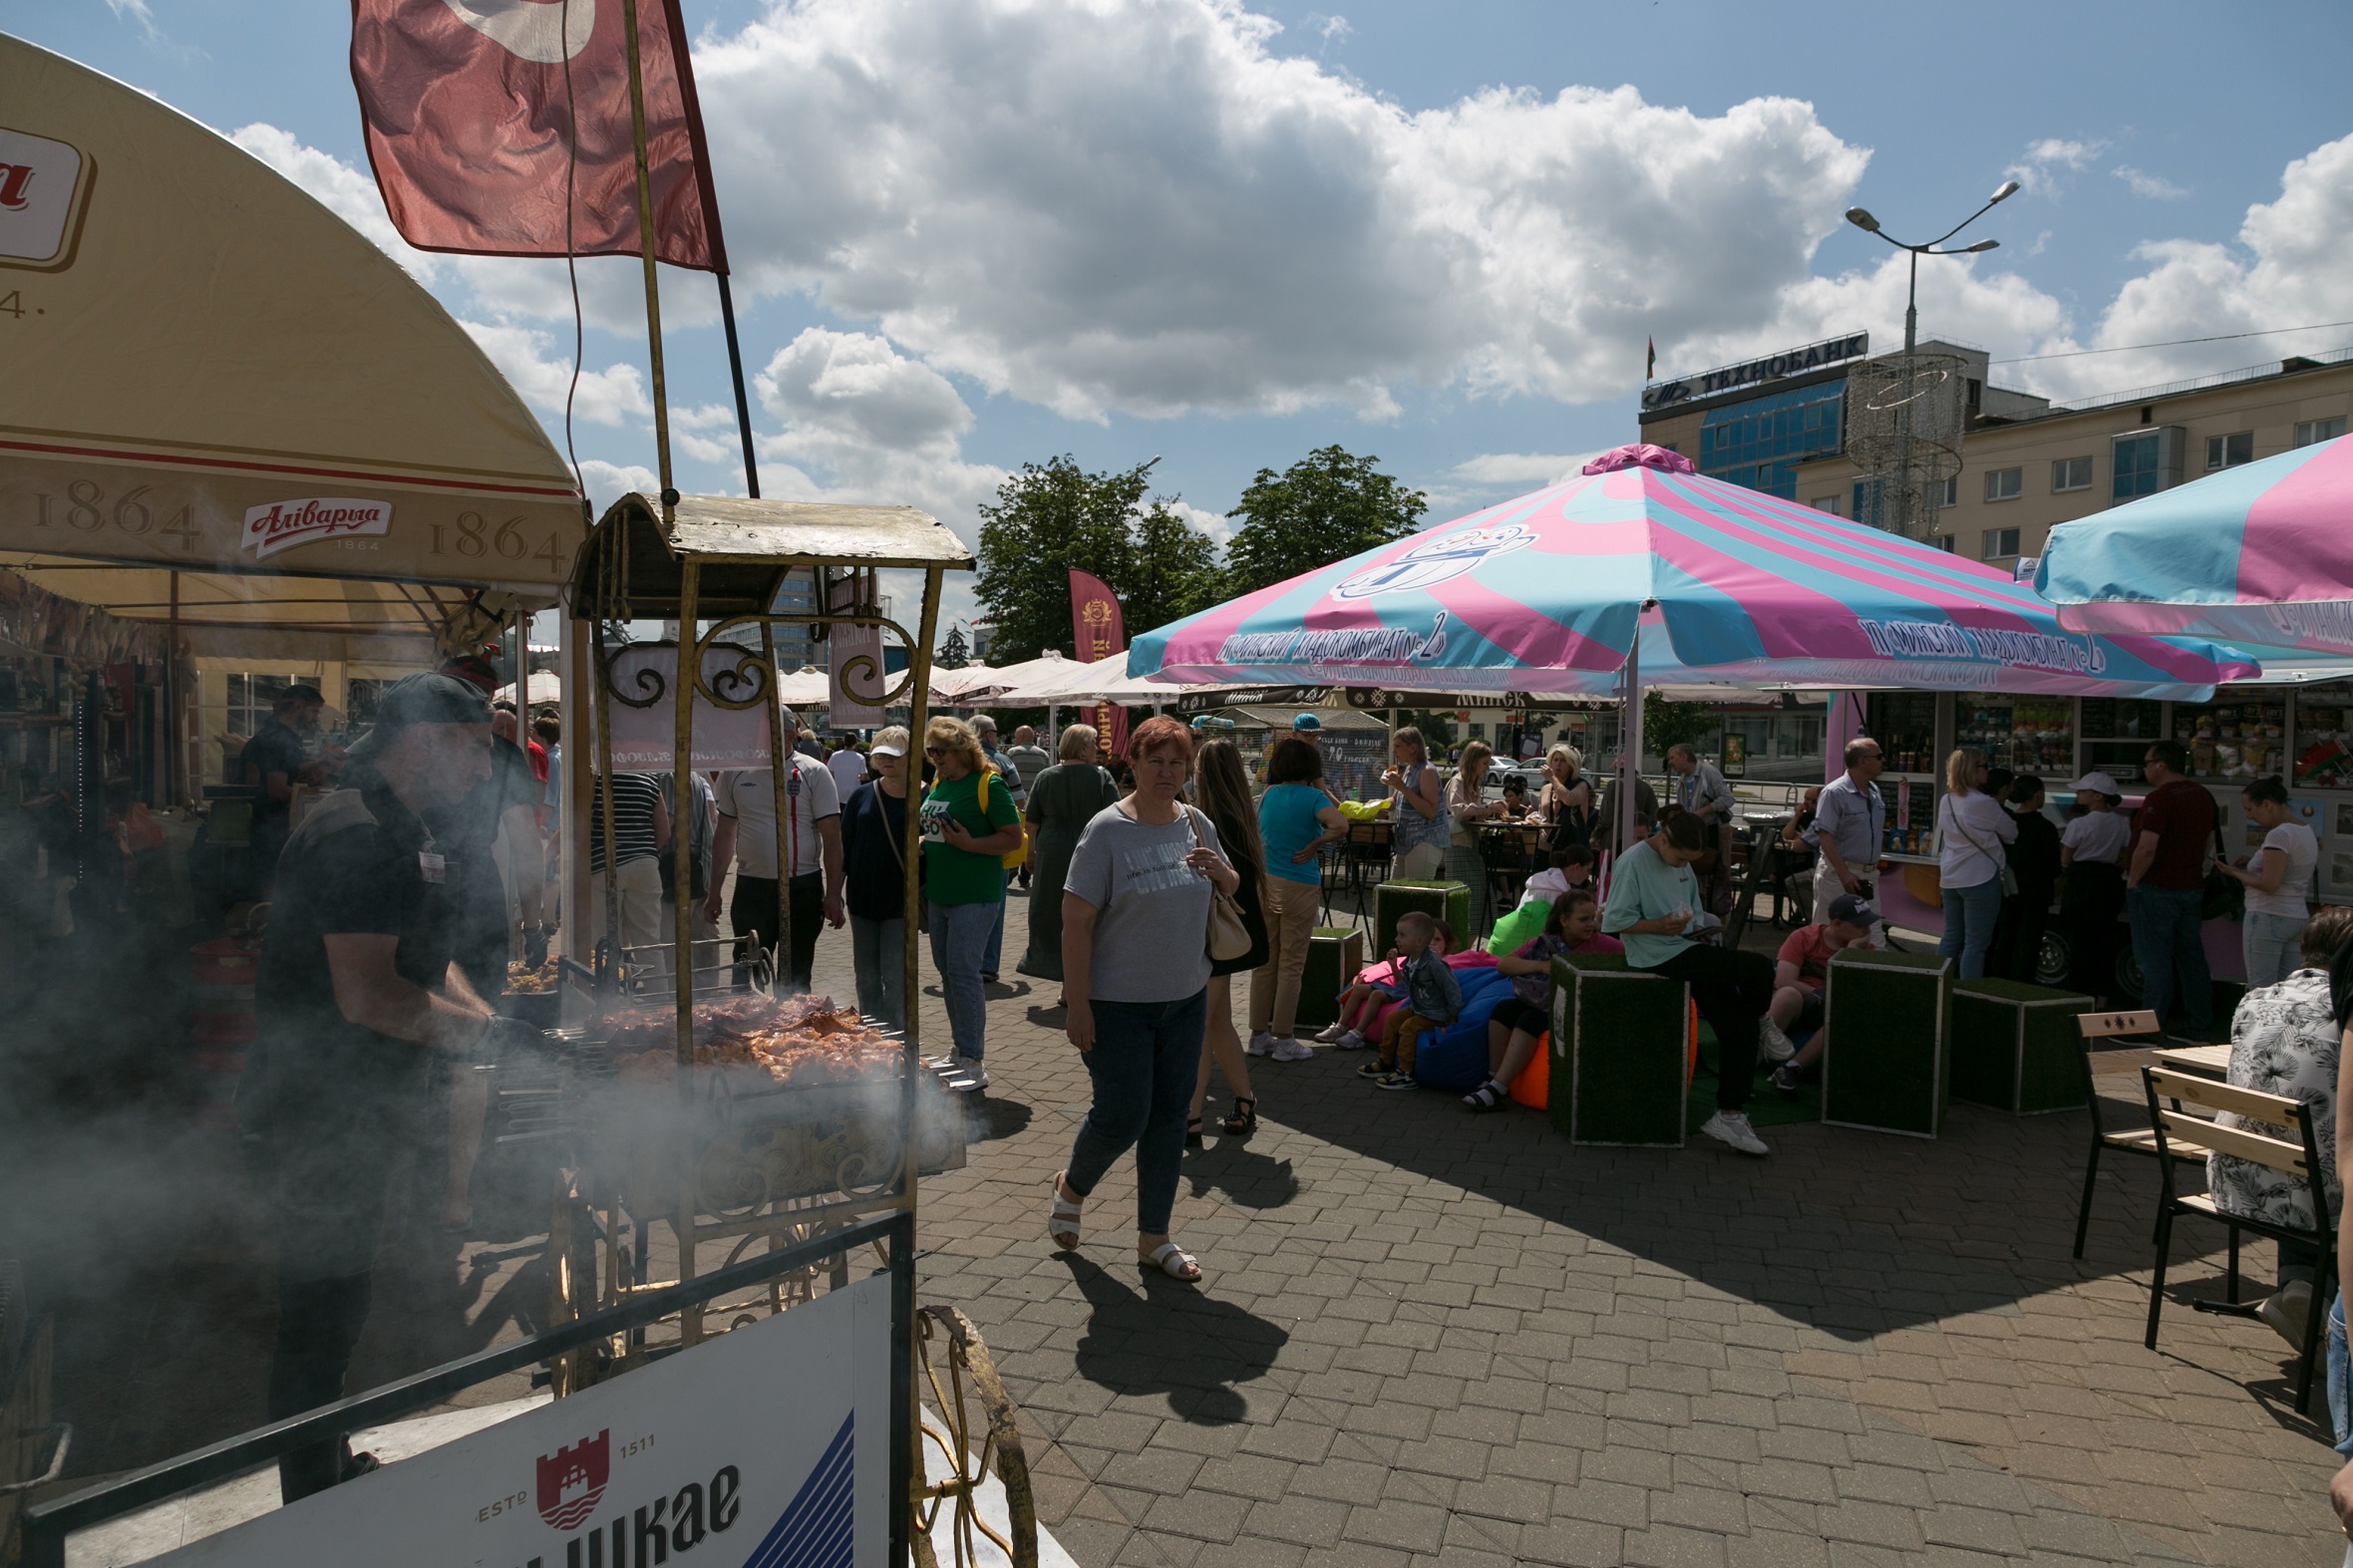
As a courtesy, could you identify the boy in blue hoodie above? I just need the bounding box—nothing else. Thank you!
[1358,911,1463,1091]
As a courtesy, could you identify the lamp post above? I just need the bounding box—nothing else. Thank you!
[1845,179,2018,536]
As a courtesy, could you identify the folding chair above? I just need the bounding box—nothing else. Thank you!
[2073,1009,2210,1258]
[2141,1065,2335,1413]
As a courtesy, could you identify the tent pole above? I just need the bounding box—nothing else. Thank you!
[716,272,761,498]
[1618,640,1642,854]
[618,0,675,523]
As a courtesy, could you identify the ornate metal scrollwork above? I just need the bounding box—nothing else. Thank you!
[912,1306,1038,1568]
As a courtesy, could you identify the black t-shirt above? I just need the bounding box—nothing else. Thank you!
[250,773,455,1141]
[239,717,308,824]
[840,782,909,922]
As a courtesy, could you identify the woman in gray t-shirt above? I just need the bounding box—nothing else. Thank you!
[1050,717,1239,1283]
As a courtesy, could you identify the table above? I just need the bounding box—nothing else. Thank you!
[2153,1043,2232,1079]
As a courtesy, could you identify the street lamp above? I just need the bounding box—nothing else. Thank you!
[1843,179,2017,536]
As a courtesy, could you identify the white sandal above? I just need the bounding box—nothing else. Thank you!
[1048,1174,1083,1250]
[1143,1241,1201,1282]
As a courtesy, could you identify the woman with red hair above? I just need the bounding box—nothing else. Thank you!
[1049,717,1239,1282]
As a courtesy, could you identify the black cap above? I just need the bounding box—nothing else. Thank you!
[346,673,492,762]
[274,684,325,707]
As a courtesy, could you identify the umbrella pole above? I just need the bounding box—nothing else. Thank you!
[1617,642,1642,855]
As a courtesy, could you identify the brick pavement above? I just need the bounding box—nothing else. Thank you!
[854,889,2348,1567]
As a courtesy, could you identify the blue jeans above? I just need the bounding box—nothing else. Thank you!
[928,900,998,1059]
[2242,910,2304,993]
[850,914,906,1033]
[2128,884,2211,1037]
[983,892,1006,977]
[1065,991,1207,1236]
[2329,1295,2353,1453]
[1938,877,2003,981]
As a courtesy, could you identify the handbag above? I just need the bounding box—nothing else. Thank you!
[1942,794,2019,896]
[1186,806,1255,963]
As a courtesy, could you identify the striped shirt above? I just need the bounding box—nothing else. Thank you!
[588,773,664,873]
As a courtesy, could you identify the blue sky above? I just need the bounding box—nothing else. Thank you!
[17,0,2353,643]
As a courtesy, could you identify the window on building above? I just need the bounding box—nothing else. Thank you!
[1982,528,2021,560]
[1929,533,1957,553]
[2205,432,2254,470]
[2113,433,2164,498]
[1812,495,1840,515]
[2296,417,2347,449]
[1937,476,1957,507]
[1695,380,1846,499]
[2052,456,2093,492]
[1984,467,2023,503]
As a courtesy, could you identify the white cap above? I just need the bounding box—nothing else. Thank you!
[869,740,906,759]
[2071,771,2122,797]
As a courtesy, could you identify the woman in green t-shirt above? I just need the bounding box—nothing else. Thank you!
[920,716,1024,1085]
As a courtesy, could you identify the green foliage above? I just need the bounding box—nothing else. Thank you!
[1642,691,1717,759]
[974,456,1224,661]
[1222,445,1428,597]
[935,625,970,670]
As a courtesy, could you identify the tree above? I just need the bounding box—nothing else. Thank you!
[936,625,970,670]
[1222,445,1428,597]
[1642,691,1717,762]
[974,456,1224,660]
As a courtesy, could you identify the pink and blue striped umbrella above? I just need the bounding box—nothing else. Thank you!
[1132,445,2255,698]
[2035,434,2353,655]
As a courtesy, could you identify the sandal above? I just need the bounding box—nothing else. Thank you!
[1462,1082,1506,1112]
[1219,1098,1257,1136]
[1142,1241,1201,1282]
[1048,1174,1083,1250]
[1185,1115,1204,1150]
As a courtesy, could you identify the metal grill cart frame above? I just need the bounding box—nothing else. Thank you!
[551,493,1032,1565]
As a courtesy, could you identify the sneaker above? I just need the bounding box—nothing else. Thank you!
[2258,1279,2313,1349]
[1699,1109,1770,1156]
[1310,1022,1350,1044]
[1372,1071,1417,1092]
[955,1053,989,1091]
[1356,1060,1391,1079]
[1758,1017,1797,1064]
[1270,1038,1315,1062]
[1334,1030,1368,1051]
[1768,1065,1802,1097]
[1246,1031,1276,1057]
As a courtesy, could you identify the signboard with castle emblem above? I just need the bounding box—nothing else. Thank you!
[148,1273,890,1568]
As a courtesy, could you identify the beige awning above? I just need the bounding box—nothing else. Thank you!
[0,34,585,656]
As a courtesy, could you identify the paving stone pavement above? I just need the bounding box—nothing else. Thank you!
[829,889,2348,1567]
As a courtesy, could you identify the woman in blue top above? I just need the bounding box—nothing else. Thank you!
[1242,736,1345,1062]
[1384,727,1448,879]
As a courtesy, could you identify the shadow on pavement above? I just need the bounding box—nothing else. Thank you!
[1059,1254,1287,1424]
[965,1095,1035,1145]
[1181,1136,1303,1212]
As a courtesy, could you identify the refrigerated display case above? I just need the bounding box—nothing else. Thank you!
[2170,694,2287,784]
[2078,698,2164,784]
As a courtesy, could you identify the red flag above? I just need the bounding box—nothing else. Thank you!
[351,0,727,270]
[1068,569,1129,762]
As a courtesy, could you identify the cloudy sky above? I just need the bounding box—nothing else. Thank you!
[23,0,2353,643]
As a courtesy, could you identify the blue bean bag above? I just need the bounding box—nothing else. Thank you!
[1409,965,1518,1092]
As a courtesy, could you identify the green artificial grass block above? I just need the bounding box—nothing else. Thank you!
[1295,927,1364,1031]
[1549,953,1687,1147]
[1821,947,1951,1138]
[1375,879,1472,959]
[1949,978,2095,1114]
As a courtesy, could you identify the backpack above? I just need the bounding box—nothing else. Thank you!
[974,768,1028,869]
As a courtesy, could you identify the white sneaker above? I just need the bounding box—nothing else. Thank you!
[1311,1022,1350,1044]
[956,1053,989,1091]
[1270,1038,1314,1062]
[1699,1109,1770,1156]
[1334,1030,1368,1051]
[1246,1031,1275,1057]
[1758,1017,1797,1064]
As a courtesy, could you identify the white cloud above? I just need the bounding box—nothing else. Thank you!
[1446,452,1605,489]
[463,321,652,427]
[228,123,439,280]
[2005,137,2108,198]
[577,459,659,511]
[2113,164,2189,201]
[692,0,1868,420]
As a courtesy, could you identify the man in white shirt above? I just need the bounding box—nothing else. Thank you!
[705,707,845,992]
[827,737,867,799]
[1803,737,1888,943]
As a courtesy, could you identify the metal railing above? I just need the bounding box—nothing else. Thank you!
[19,1210,913,1568]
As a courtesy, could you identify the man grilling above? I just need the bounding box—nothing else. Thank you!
[247,674,537,1502]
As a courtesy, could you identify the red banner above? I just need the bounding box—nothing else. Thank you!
[351,0,727,270]
[1068,568,1128,762]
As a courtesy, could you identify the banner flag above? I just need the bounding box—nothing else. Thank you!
[351,0,727,270]
[1068,568,1128,761]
